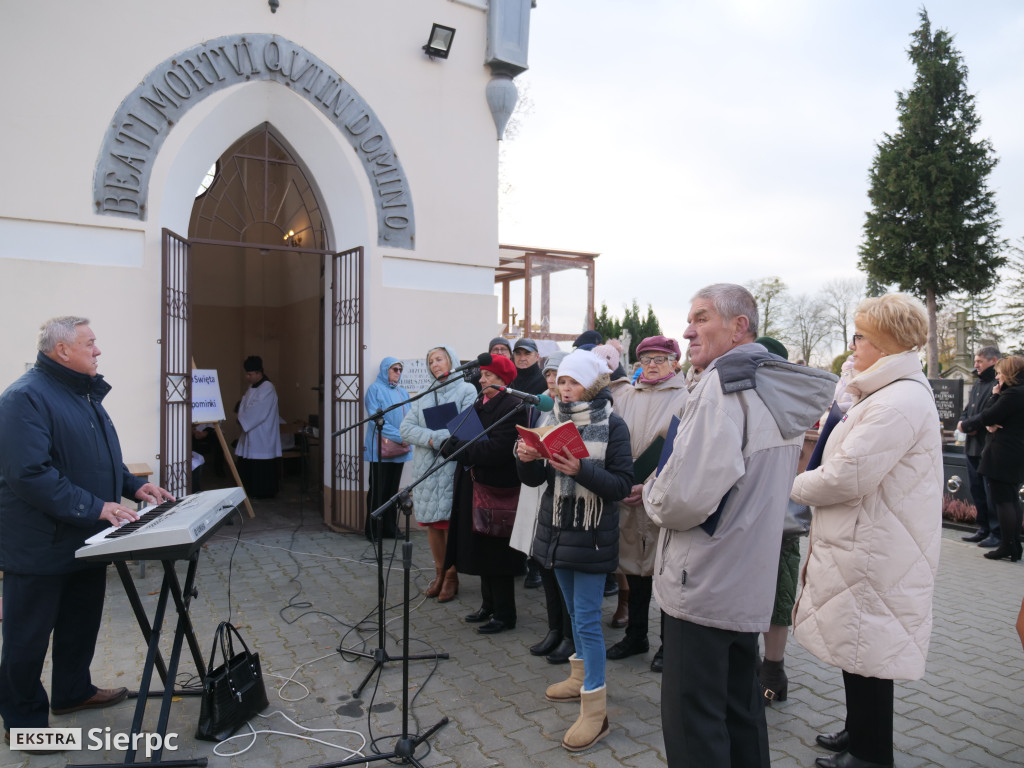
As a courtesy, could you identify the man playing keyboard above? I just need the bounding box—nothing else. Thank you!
[0,316,174,746]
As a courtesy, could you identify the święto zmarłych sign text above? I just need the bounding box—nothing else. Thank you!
[94,34,414,248]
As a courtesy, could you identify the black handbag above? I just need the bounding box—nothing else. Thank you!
[195,621,269,742]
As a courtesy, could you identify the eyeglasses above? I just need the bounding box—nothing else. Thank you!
[850,334,864,347]
[639,355,674,366]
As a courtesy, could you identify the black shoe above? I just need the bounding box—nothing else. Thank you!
[529,630,563,656]
[978,534,1002,548]
[524,561,542,589]
[464,607,493,623]
[477,618,515,634]
[962,530,988,543]
[650,645,664,672]
[984,545,1016,560]
[816,730,850,753]
[606,635,650,660]
[603,573,619,597]
[546,637,575,664]
[815,751,893,768]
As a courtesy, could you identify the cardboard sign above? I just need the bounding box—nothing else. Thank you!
[192,369,226,423]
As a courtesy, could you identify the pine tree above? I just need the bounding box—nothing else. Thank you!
[858,9,1005,375]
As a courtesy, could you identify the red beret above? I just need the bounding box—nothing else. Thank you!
[482,354,517,386]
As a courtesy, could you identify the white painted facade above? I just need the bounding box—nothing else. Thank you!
[0,0,521,495]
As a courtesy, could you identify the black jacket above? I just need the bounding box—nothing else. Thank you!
[517,397,633,573]
[0,353,144,574]
[511,362,548,395]
[959,365,997,457]
[963,382,1024,485]
[442,391,528,576]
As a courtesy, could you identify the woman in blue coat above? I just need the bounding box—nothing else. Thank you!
[363,357,412,540]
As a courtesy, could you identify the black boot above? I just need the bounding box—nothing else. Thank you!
[546,636,576,664]
[815,751,893,768]
[758,658,788,702]
[816,730,850,752]
[529,630,562,656]
[524,559,542,589]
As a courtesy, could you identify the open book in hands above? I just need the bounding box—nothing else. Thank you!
[515,422,590,460]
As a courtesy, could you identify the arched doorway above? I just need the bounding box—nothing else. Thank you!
[161,123,364,530]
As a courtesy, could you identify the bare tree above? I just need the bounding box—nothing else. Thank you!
[744,277,789,338]
[820,278,865,350]
[782,294,833,365]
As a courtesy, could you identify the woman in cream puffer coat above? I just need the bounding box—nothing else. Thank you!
[791,294,942,768]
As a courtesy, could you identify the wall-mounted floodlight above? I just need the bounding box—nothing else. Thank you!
[423,23,456,59]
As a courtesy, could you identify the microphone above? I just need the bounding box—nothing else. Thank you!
[484,385,555,412]
[451,352,493,374]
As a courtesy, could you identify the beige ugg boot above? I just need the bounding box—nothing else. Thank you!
[545,654,584,703]
[561,685,609,752]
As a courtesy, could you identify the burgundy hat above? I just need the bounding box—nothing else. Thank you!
[482,354,517,386]
[636,335,681,359]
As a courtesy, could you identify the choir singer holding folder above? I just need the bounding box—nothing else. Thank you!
[442,355,527,634]
[400,345,477,603]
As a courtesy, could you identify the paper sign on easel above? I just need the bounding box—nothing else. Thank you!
[192,370,226,423]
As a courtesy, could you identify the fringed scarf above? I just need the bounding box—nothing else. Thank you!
[552,397,612,531]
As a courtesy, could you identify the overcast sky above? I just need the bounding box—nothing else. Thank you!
[498,1,1024,350]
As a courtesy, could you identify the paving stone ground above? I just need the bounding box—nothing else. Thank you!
[3,476,1023,767]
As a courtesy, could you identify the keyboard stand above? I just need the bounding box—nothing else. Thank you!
[72,554,209,768]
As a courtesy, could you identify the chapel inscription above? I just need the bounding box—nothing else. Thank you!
[94,34,414,248]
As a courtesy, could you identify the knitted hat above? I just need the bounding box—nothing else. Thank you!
[557,349,605,389]
[542,350,569,374]
[573,330,603,349]
[488,336,512,356]
[754,336,789,360]
[482,354,517,385]
[636,335,681,359]
[243,355,263,372]
[513,338,538,353]
[591,344,621,373]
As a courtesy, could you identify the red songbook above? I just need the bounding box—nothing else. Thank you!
[516,422,590,460]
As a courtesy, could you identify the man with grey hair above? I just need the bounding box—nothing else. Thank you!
[958,345,1002,547]
[643,284,836,767]
[0,316,174,741]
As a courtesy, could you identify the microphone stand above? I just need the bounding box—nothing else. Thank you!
[331,370,477,696]
[313,396,532,768]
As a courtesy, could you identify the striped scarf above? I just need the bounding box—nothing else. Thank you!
[552,397,611,531]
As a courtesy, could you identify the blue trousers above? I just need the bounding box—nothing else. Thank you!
[554,569,606,691]
[0,568,107,728]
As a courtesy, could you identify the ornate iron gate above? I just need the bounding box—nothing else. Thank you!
[328,246,364,531]
[160,228,193,498]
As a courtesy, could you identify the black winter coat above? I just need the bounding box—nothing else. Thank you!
[442,391,528,576]
[0,353,145,574]
[517,402,633,573]
[962,382,1024,486]
[959,365,997,457]
[511,363,548,396]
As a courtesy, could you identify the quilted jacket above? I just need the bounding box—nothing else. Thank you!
[791,350,942,680]
[399,345,478,525]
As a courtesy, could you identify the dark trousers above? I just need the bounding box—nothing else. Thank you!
[366,461,404,540]
[843,671,894,765]
[662,614,769,768]
[625,574,654,641]
[480,574,516,625]
[0,568,107,728]
[966,454,999,537]
[540,564,572,636]
[988,478,1023,548]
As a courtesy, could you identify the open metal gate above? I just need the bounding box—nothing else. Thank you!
[327,246,364,531]
[160,228,193,498]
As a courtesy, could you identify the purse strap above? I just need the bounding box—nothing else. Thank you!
[206,621,256,673]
